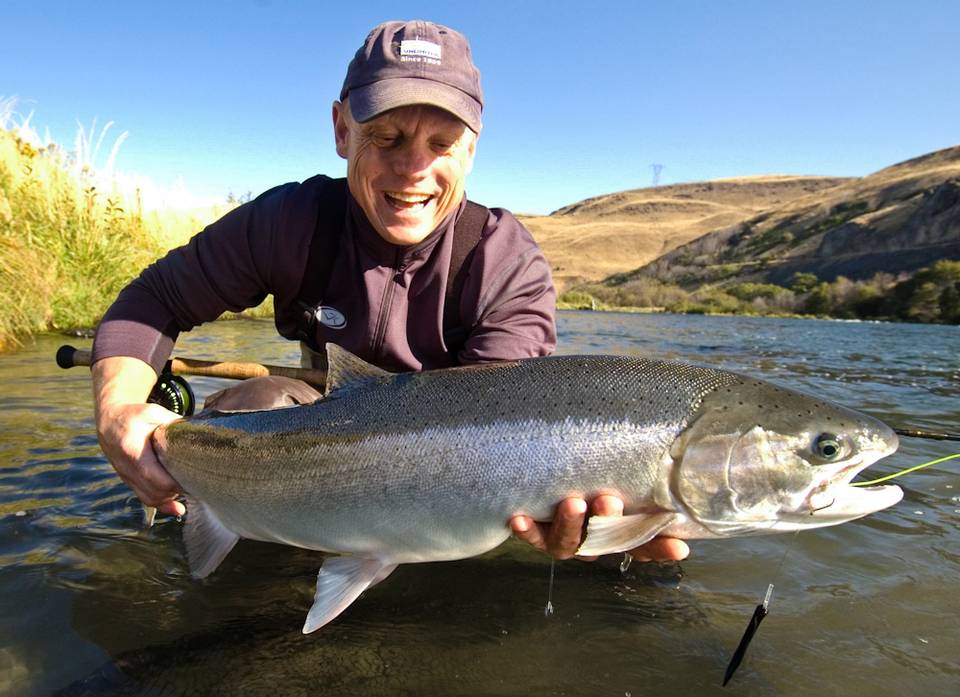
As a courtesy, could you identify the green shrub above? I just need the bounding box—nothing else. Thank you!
[0,121,234,348]
[558,289,599,310]
[725,282,789,301]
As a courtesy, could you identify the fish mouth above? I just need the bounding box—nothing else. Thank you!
[804,482,904,522]
[776,448,903,530]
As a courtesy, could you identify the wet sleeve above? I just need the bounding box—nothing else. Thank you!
[91,184,293,374]
[458,209,557,364]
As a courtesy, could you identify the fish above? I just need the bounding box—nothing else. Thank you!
[151,344,903,633]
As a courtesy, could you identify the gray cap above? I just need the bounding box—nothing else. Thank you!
[340,20,483,132]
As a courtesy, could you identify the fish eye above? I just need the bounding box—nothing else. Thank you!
[813,433,843,461]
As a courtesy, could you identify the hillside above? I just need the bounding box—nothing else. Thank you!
[614,145,960,289]
[520,176,849,292]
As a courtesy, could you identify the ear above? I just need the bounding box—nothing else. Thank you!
[332,101,350,160]
[463,129,478,176]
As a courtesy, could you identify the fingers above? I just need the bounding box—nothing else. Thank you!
[97,401,184,518]
[627,537,690,562]
[157,499,187,517]
[545,498,588,559]
[510,515,546,552]
[574,494,625,560]
[511,498,587,559]
[513,494,691,564]
[131,443,183,508]
[590,494,624,517]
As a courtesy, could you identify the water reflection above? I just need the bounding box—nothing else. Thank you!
[0,314,957,696]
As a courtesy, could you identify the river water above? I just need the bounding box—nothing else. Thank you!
[0,312,957,696]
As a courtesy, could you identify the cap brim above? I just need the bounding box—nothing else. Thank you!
[348,77,482,132]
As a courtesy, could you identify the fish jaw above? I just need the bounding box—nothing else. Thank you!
[769,483,903,532]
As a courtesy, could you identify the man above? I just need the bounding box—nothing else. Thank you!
[91,20,687,564]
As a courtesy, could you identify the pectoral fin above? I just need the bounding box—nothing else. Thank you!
[577,512,677,557]
[181,495,240,578]
[303,557,397,634]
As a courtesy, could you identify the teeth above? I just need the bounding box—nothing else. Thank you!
[385,192,432,204]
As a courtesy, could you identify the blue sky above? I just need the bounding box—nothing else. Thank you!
[2,1,958,214]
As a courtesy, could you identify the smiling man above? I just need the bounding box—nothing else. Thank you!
[90,20,687,564]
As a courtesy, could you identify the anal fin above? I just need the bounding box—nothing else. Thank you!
[303,557,397,634]
[577,512,677,557]
[182,495,240,578]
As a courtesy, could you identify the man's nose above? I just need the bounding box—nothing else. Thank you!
[390,141,434,177]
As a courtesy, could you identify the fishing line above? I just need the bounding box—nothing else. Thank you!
[544,559,556,616]
[722,530,799,687]
[852,453,960,487]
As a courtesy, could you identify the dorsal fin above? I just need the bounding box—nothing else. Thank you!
[324,343,391,395]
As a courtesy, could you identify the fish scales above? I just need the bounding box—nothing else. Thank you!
[163,356,737,549]
[152,345,902,632]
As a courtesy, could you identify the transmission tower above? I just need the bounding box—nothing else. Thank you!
[650,163,664,187]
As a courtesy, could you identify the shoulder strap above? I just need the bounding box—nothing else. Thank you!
[442,200,488,358]
[293,185,488,359]
[294,177,348,346]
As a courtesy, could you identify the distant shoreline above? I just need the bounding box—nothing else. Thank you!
[554,303,915,325]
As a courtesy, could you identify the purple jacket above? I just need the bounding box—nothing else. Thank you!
[92,176,557,374]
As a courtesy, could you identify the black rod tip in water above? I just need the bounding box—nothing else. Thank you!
[722,603,768,687]
[56,345,77,370]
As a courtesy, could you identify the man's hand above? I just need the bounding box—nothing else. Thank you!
[92,356,185,517]
[510,495,689,562]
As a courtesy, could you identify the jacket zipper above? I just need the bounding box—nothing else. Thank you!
[371,250,407,362]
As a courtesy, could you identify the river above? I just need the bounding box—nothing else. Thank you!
[0,312,957,696]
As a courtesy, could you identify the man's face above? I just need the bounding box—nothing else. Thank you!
[333,102,478,246]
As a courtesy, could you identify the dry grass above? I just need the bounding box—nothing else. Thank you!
[0,112,230,349]
[521,176,849,291]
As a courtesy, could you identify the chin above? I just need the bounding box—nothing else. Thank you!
[381,224,433,246]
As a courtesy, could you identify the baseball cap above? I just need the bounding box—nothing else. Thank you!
[340,20,483,132]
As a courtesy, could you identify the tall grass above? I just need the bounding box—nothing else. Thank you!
[0,104,234,350]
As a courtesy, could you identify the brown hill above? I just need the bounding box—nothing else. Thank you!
[520,176,849,292]
[617,145,960,289]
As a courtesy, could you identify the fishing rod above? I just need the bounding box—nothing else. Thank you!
[893,428,960,442]
[56,344,327,416]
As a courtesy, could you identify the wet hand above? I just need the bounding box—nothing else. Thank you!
[95,401,185,517]
[510,495,689,562]
[92,356,185,517]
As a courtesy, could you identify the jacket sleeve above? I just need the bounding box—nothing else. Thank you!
[91,183,294,374]
[457,208,557,363]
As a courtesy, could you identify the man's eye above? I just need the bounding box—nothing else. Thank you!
[371,134,398,147]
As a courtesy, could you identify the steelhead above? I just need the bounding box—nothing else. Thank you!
[152,344,903,633]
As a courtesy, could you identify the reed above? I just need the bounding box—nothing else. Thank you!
[0,106,233,350]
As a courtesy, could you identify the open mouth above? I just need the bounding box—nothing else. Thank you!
[807,483,903,520]
[384,191,434,210]
[805,458,903,520]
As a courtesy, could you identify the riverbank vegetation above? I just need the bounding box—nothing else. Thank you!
[560,262,960,323]
[2,105,956,352]
[0,109,233,350]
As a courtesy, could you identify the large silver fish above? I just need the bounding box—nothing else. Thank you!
[152,345,903,633]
